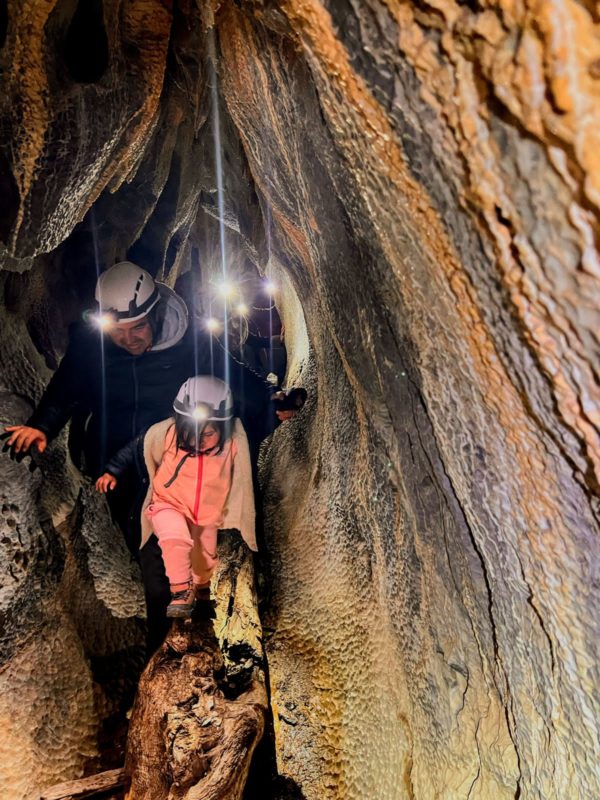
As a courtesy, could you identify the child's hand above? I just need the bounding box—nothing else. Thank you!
[95,473,117,493]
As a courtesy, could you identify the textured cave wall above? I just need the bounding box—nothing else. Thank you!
[0,2,209,796]
[0,305,146,798]
[0,1,598,799]
[0,3,272,796]
[214,3,600,799]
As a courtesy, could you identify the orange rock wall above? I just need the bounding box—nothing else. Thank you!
[216,3,600,798]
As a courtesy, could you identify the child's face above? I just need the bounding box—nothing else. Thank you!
[199,423,220,451]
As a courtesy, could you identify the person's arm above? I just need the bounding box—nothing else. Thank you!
[95,433,142,492]
[271,387,307,420]
[104,434,142,480]
[3,325,88,456]
[245,332,272,349]
[2,425,48,456]
[27,325,89,441]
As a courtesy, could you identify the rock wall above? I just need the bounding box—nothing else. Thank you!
[0,307,145,798]
[0,1,598,799]
[217,4,600,798]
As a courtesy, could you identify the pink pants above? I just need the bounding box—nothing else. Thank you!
[148,506,218,587]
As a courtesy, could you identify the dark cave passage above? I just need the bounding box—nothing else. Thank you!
[63,0,109,85]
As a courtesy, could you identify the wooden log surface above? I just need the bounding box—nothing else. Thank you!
[39,768,126,800]
[125,531,268,800]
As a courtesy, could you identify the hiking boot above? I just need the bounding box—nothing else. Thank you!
[166,581,196,618]
[194,583,211,603]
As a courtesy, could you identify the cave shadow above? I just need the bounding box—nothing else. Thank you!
[242,614,307,800]
[244,737,308,800]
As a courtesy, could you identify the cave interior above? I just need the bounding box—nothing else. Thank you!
[0,1,599,799]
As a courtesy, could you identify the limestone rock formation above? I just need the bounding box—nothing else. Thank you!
[0,307,145,799]
[0,1,598,799]
[125,532,267,800]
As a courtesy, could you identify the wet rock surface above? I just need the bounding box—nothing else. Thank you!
[0,1,598,798]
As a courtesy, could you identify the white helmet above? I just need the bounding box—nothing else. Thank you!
[95,261,160,322]
[173,376,234,422]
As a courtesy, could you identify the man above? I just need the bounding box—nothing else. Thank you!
[4,261,300,650]
[7,263,191,470]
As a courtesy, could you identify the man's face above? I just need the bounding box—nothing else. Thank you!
[106,317,153,355]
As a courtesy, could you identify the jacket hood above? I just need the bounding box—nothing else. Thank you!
[152,285,189,351]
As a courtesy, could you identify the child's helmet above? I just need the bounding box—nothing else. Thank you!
[173,376,234,423]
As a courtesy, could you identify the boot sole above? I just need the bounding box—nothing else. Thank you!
[166,604,195,618]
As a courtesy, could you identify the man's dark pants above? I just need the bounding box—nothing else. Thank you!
[106,477,171,657]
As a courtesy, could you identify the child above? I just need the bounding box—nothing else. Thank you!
[96,376,256,618]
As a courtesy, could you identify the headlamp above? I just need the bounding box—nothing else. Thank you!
[97,314,114,330]
[235,302,249,316]
[192,405,210,421]
[205,317,221,333]
[84,310,115,330]
[264,280,277,295]
[217,280,235,299]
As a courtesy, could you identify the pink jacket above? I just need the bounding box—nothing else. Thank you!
[138,418,256,551]
[149,425,237,528]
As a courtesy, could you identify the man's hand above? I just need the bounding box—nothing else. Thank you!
[275,410,297,422]
[96,473,117,493]
[272,387,307,422]
[2,425,47,455]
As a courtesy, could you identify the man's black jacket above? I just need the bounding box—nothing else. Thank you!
[27,321,276,477]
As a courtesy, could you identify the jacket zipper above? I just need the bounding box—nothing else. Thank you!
[193,453,204,521]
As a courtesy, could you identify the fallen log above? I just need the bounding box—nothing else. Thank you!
[40,768,126,799]
[125,531,268,800]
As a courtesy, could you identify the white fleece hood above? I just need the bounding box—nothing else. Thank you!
[152,284,189,351]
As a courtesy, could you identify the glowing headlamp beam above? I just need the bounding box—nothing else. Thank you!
[217,280,236,298]
[192,407,209,421]
[94,314,113,330]
[206,317,221,333]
